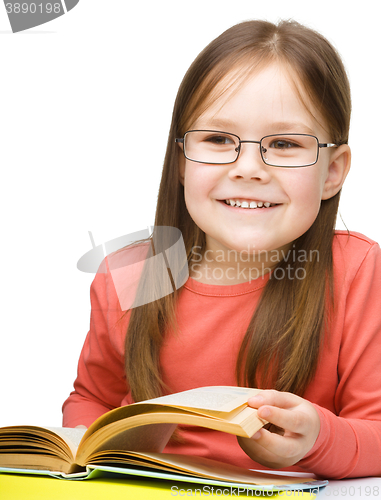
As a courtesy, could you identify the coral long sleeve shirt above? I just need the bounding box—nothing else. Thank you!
[62,231,381,478]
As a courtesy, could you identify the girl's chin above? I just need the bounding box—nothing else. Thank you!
[205,237,285,256]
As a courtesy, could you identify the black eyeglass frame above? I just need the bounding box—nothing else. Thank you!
[175,130,338,168]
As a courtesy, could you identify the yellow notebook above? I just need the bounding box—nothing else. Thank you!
[0,473,319,500]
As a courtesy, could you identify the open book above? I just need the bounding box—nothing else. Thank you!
[0,386,327,491]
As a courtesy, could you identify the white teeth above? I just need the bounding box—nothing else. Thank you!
[225,199,275,209]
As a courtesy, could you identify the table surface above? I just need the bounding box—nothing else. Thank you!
[315,477,381,500]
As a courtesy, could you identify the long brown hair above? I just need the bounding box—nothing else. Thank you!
[125,20,351,402]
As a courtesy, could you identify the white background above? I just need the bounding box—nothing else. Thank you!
[0,1,379,428]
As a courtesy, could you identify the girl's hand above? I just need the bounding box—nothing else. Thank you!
[237,390,320,469]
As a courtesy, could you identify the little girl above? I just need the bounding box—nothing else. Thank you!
[63,20,381,479]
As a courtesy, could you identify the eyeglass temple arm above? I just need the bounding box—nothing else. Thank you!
[175,138,184,144]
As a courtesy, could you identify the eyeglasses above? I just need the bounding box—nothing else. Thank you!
[175,130,337,168]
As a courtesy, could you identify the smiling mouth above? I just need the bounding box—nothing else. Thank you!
[223,199,279,209]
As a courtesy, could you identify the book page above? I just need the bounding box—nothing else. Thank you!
[143,386,262,413]
[77,423,176,466]
[0,426,87,472]
[45,427,86,457]
[78,386,263,456]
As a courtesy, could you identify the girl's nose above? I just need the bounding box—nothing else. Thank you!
[228,143,272,182]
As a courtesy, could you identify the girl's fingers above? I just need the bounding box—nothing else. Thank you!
[248,390,319,435]
[257,404,310,435]
[248,389,301,410]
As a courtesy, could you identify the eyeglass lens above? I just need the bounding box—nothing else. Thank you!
[184,131,319,167]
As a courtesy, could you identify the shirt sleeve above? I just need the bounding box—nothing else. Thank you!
[62,260,130,428]
[298,241,381,478]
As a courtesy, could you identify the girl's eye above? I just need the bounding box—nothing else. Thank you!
[204,135,235,145]
[269,139,300,149]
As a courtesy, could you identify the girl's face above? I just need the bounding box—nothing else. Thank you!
[179,63,350,260]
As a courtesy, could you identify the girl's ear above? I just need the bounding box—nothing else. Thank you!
[321,144,351,200]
